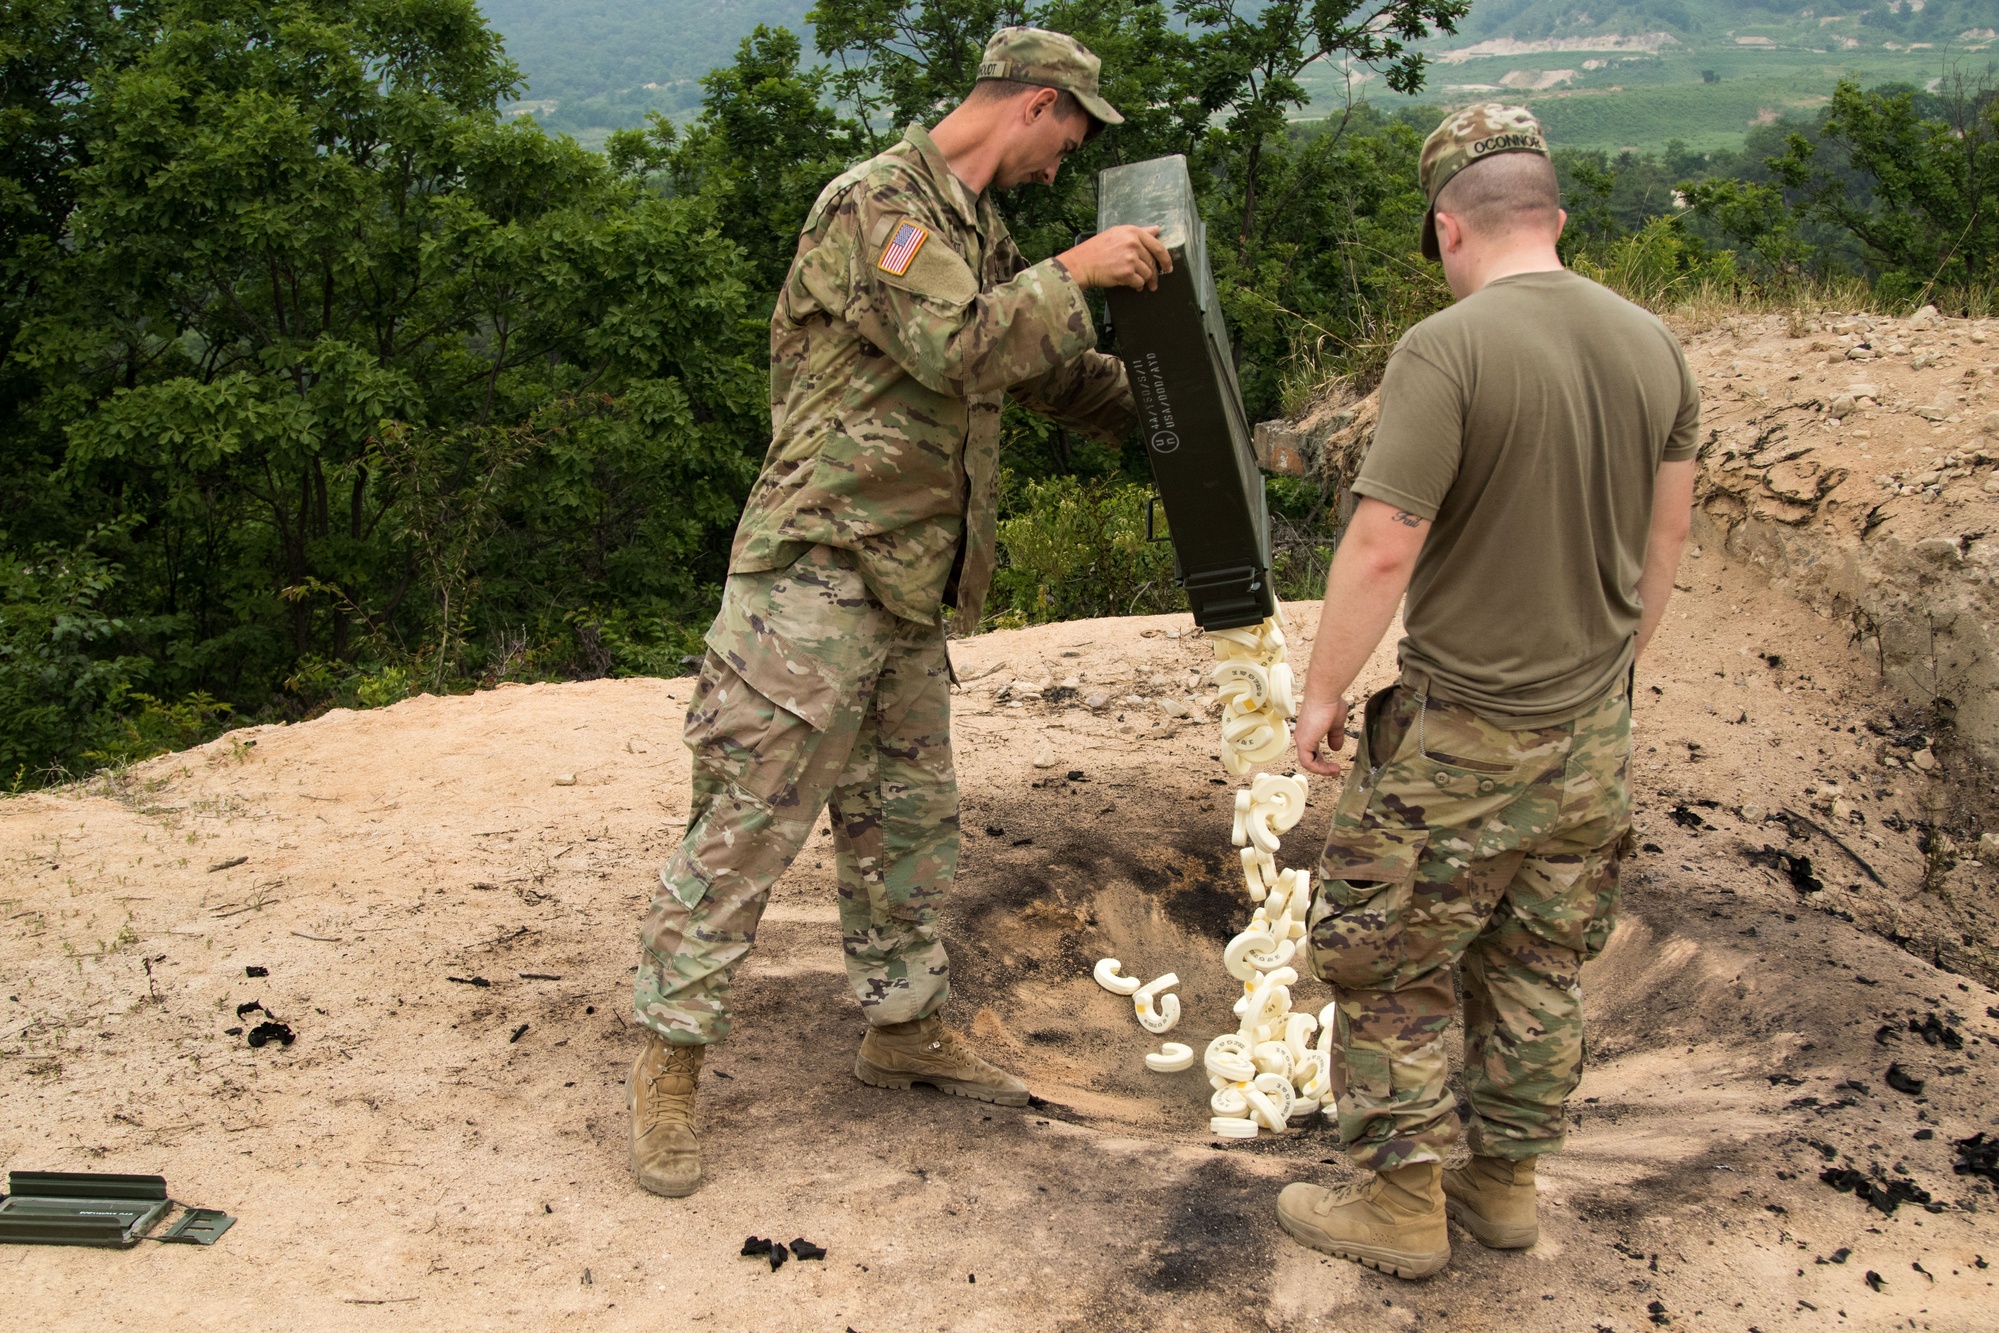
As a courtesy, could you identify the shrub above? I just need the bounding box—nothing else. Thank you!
[989,477,1183,626]
[0,530,149,784]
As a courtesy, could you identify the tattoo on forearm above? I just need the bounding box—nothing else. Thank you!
[1390,509,1423,528]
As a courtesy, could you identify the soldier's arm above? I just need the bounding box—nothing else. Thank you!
[988,228,1135,444]
[1007,351,1135,446]
[840,188,1098,399]
[1293,498,1431,777]
[1633,459,1696,660]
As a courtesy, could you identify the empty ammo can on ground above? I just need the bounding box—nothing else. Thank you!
[1097,154,1275,631]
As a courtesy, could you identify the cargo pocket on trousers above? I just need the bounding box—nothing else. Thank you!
[1581,829,1636,960]
[1342,1045,1393,1110]
[1307,824,1430,989]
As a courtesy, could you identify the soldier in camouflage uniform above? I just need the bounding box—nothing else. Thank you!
[628,26,1174,1199]
[1274,106,1700,1277]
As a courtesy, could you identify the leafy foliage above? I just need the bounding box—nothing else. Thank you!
[0,525,153,783]
[1683,77,1999,306]
[988,475,1180,625]
[11,0,1995,782]
[1,0,768,778]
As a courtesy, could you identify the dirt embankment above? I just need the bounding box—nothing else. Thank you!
[4,559,1999,1329]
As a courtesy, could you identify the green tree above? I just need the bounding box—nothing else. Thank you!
[1,0,768,771]
[612,25,869,299]
[1685,77,1999,298]
[0,2,153,540]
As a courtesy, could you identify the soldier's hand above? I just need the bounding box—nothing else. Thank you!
[1057,225,1173,292]
[1294,693,1349,778]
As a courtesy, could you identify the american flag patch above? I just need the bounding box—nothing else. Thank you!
[877,220,929,276]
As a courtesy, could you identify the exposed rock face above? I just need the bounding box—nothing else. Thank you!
[1685,315,1999,775]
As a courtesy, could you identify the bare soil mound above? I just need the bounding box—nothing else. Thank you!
[5,543,1998,1328]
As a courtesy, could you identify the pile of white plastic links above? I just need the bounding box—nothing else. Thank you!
[1093,613,1336,1138]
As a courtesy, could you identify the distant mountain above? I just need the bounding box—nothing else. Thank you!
[484,0,811,132]
[482,0,1999,149]
[1447,0,1999,49]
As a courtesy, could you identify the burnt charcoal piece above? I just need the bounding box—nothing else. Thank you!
[1745,845,1824,893]
[510,1024,529,1043]
[1761,653,1784,669]
[741,1236,773,1257]
[1065,770,1086,782]
[984,825,1005,838]
[446,976,491,987]
[1884,1064,1925,1096]
[1668,804,1707,830]
[1864,1271,1885,1291]
[223,1026,242,1036]
[246,1020,294,1048]
[245,966,269,978]
[1820,1167,1931,1215]
[235,1000,264,1017]
[1874,1024,1900,1045]
[789,1238,827,1260]
[1909,1013,1963,1050]
[768,1241,789,1271]
[1828,1247,1851,1264]
[1642,842,1663,853]
[1954,1131,1999,1186]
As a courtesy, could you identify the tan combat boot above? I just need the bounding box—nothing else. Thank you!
[1442,1153,1539,1248]
[628,1036,704,1198]
[854,1015,1030,1107]
[1275,1162,1450,1279]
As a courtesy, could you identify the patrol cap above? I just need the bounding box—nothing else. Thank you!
[1418,104,1550,261]
[976,26,1124,128]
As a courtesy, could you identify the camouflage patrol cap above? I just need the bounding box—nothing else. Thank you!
[976,26,1124,127]
[1418,104,1549,261]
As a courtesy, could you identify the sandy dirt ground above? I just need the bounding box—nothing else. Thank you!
[5,521,1999,1330]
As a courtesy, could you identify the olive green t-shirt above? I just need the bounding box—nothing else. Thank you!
[1354,268,1699,727]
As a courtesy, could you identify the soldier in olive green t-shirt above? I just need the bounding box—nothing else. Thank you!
[1356,266,1701,726]
[1275,106,1699,1280]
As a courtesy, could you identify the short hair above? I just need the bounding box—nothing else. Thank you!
[966,77,1101,140]
[1434,151,1562,242]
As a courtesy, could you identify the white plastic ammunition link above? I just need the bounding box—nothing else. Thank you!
[1087,614,1340,1139]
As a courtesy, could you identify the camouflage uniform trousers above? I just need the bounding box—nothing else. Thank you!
[1307,671,1633,1170]
[633,545,957,1044]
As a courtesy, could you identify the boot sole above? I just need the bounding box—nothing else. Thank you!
[1275,1208,1449,1279]
[1443,1196,1537,1249]
[854,1054,1031,1107]
[632,1161,702,1199]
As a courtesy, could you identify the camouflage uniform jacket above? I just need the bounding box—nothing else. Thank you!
[726,124,1136,626]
